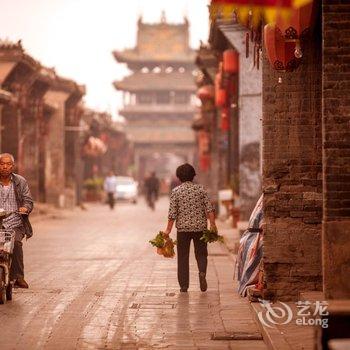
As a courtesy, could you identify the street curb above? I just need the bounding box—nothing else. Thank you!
[250,302,293,350]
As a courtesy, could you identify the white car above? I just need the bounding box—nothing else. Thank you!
[114,177,138,204]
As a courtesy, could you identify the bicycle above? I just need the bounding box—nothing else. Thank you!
[0,228,15,304]
[0,210,16,304]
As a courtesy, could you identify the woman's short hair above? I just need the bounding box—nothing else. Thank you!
[176,163,196,182]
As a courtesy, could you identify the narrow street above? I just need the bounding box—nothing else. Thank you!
[0,198,265,350]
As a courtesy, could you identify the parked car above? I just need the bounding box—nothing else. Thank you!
[114,176,138,204]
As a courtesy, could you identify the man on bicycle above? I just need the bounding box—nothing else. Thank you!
[0,153,33,288]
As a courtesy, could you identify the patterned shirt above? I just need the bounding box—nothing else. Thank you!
[168,181,214,232]
[0,181,22,229]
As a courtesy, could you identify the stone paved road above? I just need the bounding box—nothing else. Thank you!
[0,198,267,350]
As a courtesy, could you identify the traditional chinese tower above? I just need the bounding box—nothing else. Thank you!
[113,13,196,181]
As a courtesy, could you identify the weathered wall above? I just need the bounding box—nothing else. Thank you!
[262,15,323,300]
[221,27,262,220]
[44,90,68,207]
[1,105,19,161]
[21,103,40,199]
[322,0,350,299]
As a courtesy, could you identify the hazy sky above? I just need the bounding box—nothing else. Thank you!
[0,0,209,117]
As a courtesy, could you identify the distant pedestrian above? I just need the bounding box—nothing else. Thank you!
[104,171,118,210]
[163,163,217,293]
[0,153,33,288]
[144,172,160,210]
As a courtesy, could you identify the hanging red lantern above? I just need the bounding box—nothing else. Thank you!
[264,23,301,72]
[215,88,227,107]
[198,130,210,154]
[198,130,210,171]
[199,154,210,171]
[215,72,227,107]
[223,49,239,74]
[276,1,315,41]
[197,85,215,101]
[277,1,315,62]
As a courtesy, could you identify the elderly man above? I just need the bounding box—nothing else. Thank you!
[0,153,33,288]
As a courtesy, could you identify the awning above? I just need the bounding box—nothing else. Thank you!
[209,0,314,27]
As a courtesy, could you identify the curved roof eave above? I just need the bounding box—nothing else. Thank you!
[112,50,196,64]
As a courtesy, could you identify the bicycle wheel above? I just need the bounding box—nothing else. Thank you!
[0,269,6,304]
[6,282,12,301]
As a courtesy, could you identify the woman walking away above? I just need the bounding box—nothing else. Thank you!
[163,163,217,292]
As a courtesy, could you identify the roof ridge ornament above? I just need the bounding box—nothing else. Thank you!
[161,10,166,23]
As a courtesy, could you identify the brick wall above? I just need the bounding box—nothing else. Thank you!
[262,12,323,300]
[322,1,350,299]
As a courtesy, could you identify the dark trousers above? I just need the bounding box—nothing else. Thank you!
[10,226,25,281]
[177,231,208,289]
[107,192,115,209]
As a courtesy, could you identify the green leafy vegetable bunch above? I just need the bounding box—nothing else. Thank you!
[149,231,166,248]
[200,229,224,244]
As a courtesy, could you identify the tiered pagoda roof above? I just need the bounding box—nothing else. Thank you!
[128,126,194,144]
[112,15,196,147]
[113,15,196,69]
[114,71,196,92]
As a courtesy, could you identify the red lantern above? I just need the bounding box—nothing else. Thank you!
[221,107,230,131]
[264,1,315,72]
[264,23,301,72]
[197,85,215,101]
[199,154,210,171]
[198,130,211,171]
[223,49,239,74]
[215,88,226,107]
[215,72,227,107]
[276,1,315,41]
[198,131,210,154]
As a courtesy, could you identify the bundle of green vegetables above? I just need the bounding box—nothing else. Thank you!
[149,231,176,258]
[200,229,224,244]
[149,232,166,248]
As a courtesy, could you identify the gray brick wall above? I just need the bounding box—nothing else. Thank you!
[322,0,350,299]
[261,17,323,300]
